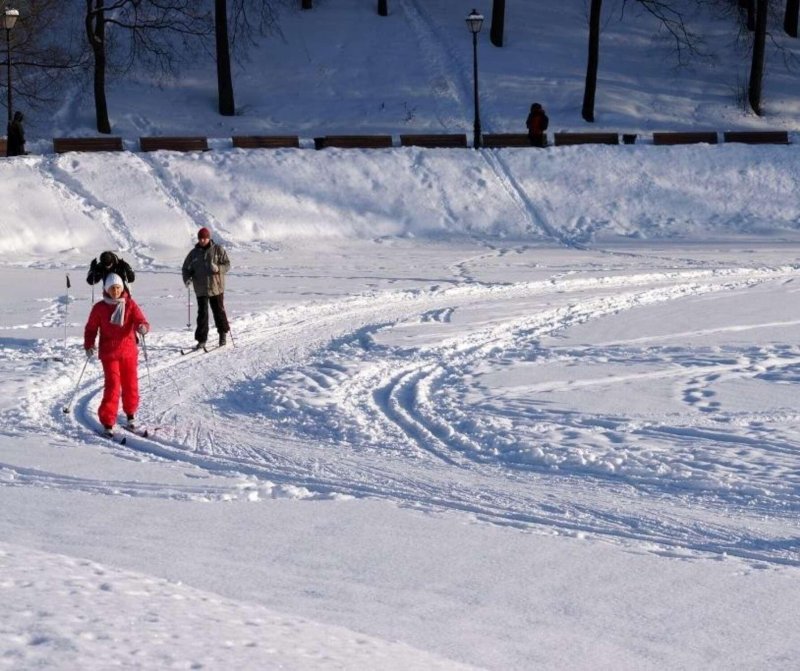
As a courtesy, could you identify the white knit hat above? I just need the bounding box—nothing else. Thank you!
[104,273,124,290]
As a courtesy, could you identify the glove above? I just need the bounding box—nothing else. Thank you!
[90,258,98,270]
[210,263,219,273]
[85,348,95,359]
[137,324,149,336]
[184,278,191,287]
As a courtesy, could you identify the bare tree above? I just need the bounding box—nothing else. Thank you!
[302,0,312,9]
[0,1,87,118]
[378,0,388,17]
[490,0,506,47]
[215,0,234,115]
[741,0,756,30]
[786,0,799,36]
[627,0,702,65]
[582,0,602,122]
[582,0,702,123]
[85,0,211,133]
[213,0,282,117]
[748,0,768,114]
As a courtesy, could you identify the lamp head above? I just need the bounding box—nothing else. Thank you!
[3,8,19,31]
[466,9,484,34]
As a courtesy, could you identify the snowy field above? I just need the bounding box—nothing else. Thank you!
[2,0,800,669]
[2,143,800,670]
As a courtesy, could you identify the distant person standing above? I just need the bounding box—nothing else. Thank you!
[87,251,136,295]
[7,111,25,156]
[525,103,549,148]
[182,227,231,349]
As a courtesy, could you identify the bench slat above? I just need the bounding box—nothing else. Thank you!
[653,132,718,145]
[399,134,467,148]
[554,132,619,146]
[316,135,393,149]
[723,131,789,145]
[53,137,124,153]
[140,136,209,152]
[482,133,539,148]
[232,135,300,149]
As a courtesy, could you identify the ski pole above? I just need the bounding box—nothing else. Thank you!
[62,356,90,414]
[64,273,71,354]
[141,332,152,392]
[221,304,235,347]
[186,284,192,330]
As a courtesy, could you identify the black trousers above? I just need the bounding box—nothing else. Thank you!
[195,294,230,343]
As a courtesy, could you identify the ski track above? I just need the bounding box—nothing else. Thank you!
[38,156,158,271]
[402,0,476,131]
[133,153,225,242]
[4,265,800,568]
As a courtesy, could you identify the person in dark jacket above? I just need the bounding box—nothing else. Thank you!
[87,251,135,294]
[182,227,231,348]
[7,111,25,157]
[525,103,549,147]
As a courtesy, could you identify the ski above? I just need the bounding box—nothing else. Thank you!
[97,429,127,446]
[122,425,150,439]
[180,344,226,355]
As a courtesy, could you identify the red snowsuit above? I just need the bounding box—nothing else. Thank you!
[84,295,150,428]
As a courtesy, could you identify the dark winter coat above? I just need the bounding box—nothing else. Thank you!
[86,254,136,290]
[7,114,25,157]
[182,240,230,298]
[526,107,549,147]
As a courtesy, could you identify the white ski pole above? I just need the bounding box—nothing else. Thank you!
[62,356,90,414]
[141,332,152,392]
[64,273,71,354]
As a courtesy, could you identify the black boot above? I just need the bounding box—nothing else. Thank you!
[219,332,227,347]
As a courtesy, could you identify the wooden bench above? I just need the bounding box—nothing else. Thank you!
[139,136,209,152]
[315,135,393,149]
[653,132,718,145]
[53,137,124,154]
[723,130,789,144]
[482,133,539,148]
[554,132,619,146]
[232,135,300,149]
[399,133,467,148]
[0,138,7,155]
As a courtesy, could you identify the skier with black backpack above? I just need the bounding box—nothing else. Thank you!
[87,251,136,295]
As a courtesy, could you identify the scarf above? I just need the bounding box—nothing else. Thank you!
[103,296,126,326]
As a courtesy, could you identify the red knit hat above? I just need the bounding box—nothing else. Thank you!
[198,227,211,239]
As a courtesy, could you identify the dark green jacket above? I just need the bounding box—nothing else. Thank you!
[182,240,230,297]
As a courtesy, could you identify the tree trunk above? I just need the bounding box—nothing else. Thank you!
[87,0,111,134]
[785,0,799,36]
[490,0,506,47]
[748,0,768,115]
[215,0,235,115]
[745,0,756,30]
[378,0,388,17]
[582,0,602,122]
[301,0,312,9]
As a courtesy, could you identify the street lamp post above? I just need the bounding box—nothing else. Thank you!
[3,8,18,126]
[466,9,484,149]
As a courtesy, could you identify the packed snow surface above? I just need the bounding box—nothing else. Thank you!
[2,0,800,668]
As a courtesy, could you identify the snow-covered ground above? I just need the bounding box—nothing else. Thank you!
[2,1,800,669]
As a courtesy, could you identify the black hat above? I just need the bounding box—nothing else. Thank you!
[100,251,115,266]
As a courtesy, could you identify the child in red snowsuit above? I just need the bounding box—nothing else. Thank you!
[84,273,150,434]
